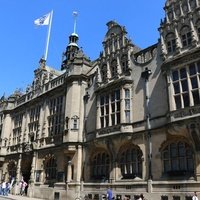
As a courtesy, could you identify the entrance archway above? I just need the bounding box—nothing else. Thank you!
[21,154,32,195]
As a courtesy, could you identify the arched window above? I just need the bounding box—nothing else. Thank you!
[121,54,128,73]
[110,60,118,77]
[162,141,194,176]
[101,64,107,82]
[44,156,57,181]
[181,26,192,48]
[119,146,142,179]
[91,151,110,180]
[166,33,176,54]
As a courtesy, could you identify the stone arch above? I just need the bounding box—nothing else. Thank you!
[89,147,111,181]
[159,136,194,177]
[117,143,143,179]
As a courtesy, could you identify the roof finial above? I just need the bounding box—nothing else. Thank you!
[73,11,78,34]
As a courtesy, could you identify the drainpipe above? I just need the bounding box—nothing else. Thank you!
[141,67,152,182]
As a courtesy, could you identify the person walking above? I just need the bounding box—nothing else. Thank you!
[193,192,199,200]
[138,194,144,200]
[20,181,27,196]
[1,180,6,196]
[106,186,113,200]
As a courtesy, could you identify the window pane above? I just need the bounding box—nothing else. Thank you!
[187,158,194,171]
[125,111,130,123]
[183,93,190,107]
[179,158,186,170]
[106,116,109,126]
[164,160,170,172]
[178,143,185,156]
[125,100,130,110]
[106,105,109,114]
[197,62,200,73]
[187,32,192,45]
[171,159,178,171]
[111,92,115,101]
[181,80,188,91]
[175,95,181,109]
[100,96,104,105]
[172,70,179,81]
[111,114,115,125]
[172,39,176,51]
[117,113,120,124]
[117,102,120,111]
[111,103,115,112]
[125,89,130,98]
[116,90,120,100]
[191,77,198,89]
[180,68,187,79]
[171,144,177,157]
[189,64,196,75]
[192,90,200,105]
[106,95,109,103]
[101,107,104,115]
[100,117,104,127]
[173,82,180,94]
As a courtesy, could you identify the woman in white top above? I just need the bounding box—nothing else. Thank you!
[193,192,199,200]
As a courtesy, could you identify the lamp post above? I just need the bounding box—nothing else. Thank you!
[141,67,152,180]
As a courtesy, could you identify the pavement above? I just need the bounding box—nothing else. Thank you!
[0,194,45,200]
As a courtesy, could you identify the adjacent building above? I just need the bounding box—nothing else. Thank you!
[1,0,200,199]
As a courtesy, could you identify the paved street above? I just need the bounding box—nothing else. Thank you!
[0,194,45,200]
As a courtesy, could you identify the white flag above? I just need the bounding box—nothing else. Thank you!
[34,12,50,26]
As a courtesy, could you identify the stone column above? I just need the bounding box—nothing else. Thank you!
[30,152,37,183]
[196,0,199,7]
[106,59,111,80]
[167,70,175,111]
[14,154,22,194]
[106,41,110,55]
[165,9,170,23]
[0,170,2,181]
[189,15,198,46]
[76,145,82,182]
[174,25,181,52]
[16,154,22,183]
[160,31,167,58]
[180,1,184,16]
[67,161,72,183]
[111,38,115,53]
[116,55,122,75]
[96,96,101,129]
[187,0,191,12]
[116,36,120,50]
[120,88,125,124]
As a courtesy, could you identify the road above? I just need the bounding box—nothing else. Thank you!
[0,194,45,200]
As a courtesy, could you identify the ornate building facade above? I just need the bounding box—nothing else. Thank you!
[1,0,200,199]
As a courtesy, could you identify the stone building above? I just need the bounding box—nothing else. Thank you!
[1,0,200,199]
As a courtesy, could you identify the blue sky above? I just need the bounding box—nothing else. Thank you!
[0,0,166,96]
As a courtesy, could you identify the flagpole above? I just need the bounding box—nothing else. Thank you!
[44,10,53,61]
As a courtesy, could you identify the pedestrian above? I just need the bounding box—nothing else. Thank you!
[20,181,27,196]
[1,180,6,196]
[138,194,144,200]
[106,186,113,200]
[0,182,2,195]
[23,181,28,195]
[193,192,199,200]
[5,181,10,196]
